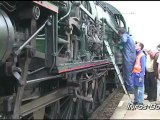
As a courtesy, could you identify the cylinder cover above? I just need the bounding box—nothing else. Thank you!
[0,9,15,63]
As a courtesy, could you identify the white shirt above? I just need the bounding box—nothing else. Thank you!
[146,54,154,72]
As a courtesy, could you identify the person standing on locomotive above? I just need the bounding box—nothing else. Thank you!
[118,27,136,92]
[132,42,146,105]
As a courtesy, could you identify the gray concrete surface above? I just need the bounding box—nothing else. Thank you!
[111,94,160,119]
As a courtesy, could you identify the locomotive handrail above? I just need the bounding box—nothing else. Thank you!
[15,19,49,55]
[79,4,95,20]
[27,75,62,84]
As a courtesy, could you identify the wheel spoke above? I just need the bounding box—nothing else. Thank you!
[82,79,97,118]
[97,75,106,104]
[59,95,82,119]
[45,101,60,119]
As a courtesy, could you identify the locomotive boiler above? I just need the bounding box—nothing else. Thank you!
[0,1,127,119]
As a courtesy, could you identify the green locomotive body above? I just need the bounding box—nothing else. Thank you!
[0,1,126,119]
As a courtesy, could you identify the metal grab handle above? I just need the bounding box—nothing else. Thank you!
[15,19,49,55]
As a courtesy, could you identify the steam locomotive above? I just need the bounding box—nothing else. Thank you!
[0,1,127,119]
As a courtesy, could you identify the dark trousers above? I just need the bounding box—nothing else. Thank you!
[145,72,157,100]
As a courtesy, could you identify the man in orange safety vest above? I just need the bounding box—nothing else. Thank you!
[131,42,146,105]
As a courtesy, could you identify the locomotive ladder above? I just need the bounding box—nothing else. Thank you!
[104,40,133,103]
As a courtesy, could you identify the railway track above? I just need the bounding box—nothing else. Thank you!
[89,86,124,119]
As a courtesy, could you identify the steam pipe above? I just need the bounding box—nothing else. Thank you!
[58,2,72,23]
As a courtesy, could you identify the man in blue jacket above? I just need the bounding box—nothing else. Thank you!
[118,27,136,92]
[131,42,146,105]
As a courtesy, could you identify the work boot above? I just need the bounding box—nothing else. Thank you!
[128,91,134,94]
[138,103,144,105]
[133,101,138,105]
[144,97,150,100]
[149,99,156,102]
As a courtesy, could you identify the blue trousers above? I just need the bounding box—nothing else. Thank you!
[134,86,144,104]
[122,54,135,92]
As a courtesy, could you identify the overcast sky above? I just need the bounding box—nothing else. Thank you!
[106,1,160,49]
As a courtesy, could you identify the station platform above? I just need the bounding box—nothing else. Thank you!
[111,94,160,119]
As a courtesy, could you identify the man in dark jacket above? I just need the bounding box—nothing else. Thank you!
[156,52,160,103]
[148,48,160,103]
[144,50,155,101]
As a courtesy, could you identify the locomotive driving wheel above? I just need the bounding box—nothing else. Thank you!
[58,93,83,119]
[97,75,106,104]
[44,101,60,119]
[82,72,98,118]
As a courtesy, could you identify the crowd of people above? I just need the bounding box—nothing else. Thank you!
[118,27,160,105]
